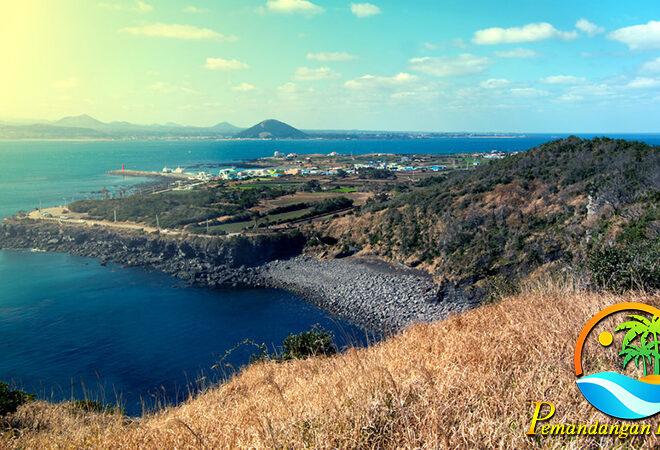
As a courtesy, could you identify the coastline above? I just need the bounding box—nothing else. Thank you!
[0,218,477,333]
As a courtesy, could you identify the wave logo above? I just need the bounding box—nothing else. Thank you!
[575,302,660,419]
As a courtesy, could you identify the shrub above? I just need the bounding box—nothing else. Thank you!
[72,400,124,415]
[587,241,660,293]
[0,382,34,416]
[281,327,337,360]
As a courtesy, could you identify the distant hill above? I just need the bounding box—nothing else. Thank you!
[0,115,244,139]
[208,121,243,135]
[55,114,105,129]
[234,119,307,139]
[0,123,105,139]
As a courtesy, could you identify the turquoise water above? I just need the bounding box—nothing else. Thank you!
[1,136,658,415]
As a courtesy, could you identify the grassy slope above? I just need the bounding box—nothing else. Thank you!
[4,283,659,448]
[317,137,659,291]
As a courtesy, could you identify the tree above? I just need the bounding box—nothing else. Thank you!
[616,314,660,375]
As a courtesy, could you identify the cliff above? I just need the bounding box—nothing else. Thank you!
[0,219,306,288]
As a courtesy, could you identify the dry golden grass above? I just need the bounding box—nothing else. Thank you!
[3,280,659,449]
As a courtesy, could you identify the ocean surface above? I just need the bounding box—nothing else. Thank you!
[1,134,658,415]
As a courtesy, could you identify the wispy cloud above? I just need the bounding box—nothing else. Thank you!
[307,52,356,61]
[183,6,207,13]
[640,57,660,75]
[539,75,587,85]
[626,77,660,89]
[608,20,660,50]
[575,18,604,37]
[350,3,381,18]
[494,48,540,59]
[120,23,237,41]
[480,78,511,89]
[262,0,324,16]
[409,54,490,77]
[293,67,341,81]
[149,81,200,94]
[52,77,79,89]
[473,22,577,45]
[205,57,249,70]
[98,1,153,12]
[510,87,550,98]
[232,82,256,91]
[345,73,419,90]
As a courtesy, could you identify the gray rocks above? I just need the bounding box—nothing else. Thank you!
[257,255,477,334]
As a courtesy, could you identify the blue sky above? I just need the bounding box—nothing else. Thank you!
[2,0,660,131]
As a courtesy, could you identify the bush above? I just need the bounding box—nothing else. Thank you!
[587,241,660,293]
[0,382,34,416]
[72,400,124,415]
[281,327,337,360]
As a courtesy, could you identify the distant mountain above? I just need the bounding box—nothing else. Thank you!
[0,123,105,139]
[234,119,307,139]
[55,114,105,129]
[0,115,244,139]
[208,121,243,134]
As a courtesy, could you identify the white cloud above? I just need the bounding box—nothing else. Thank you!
[640,57,660,75]
[494,47,539,59]
[204,57,249,70]
[626,77,660,89]
[473,22,577,45]
[539,75,587,85]
[350,3,381,18]
[575,19,604,37]
[98,1,153,12]
[480,78,510,89]
[344,72,419,90]
[276,82,318,103]
[307,52,356,61]
[183,6,207,13]
[409,54,490,77]
[232,82,256,91]
[52,77,78,89]
[422,42,438,51]
[510,87,550,98]
[608,21,660,50]
[293,66,341,81]
[120,23,237,41]
[344,73,442,104]
[265,0,324,15]
[556,93,584,102]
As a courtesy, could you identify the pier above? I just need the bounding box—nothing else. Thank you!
[106,169,196,180]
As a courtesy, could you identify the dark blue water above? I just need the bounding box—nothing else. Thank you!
[1,135,658,415]
[0,250,365,415]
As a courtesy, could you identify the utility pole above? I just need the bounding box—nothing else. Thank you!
[156,214,160,229]
[114,210,117,223]
[39,200,42,211]
[206,219,209,234]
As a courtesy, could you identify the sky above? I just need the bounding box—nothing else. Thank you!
[1,0,660,132]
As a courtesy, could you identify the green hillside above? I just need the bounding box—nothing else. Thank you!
[318,136,660,295]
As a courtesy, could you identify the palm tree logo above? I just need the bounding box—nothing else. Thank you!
[616,315,660,377]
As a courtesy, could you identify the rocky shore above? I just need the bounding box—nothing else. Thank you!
[0,218,479,333]
[259,256,478,333]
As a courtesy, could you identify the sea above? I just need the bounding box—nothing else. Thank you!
[1,134,658,415]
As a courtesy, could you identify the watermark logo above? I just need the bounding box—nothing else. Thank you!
[573,302,660,419]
